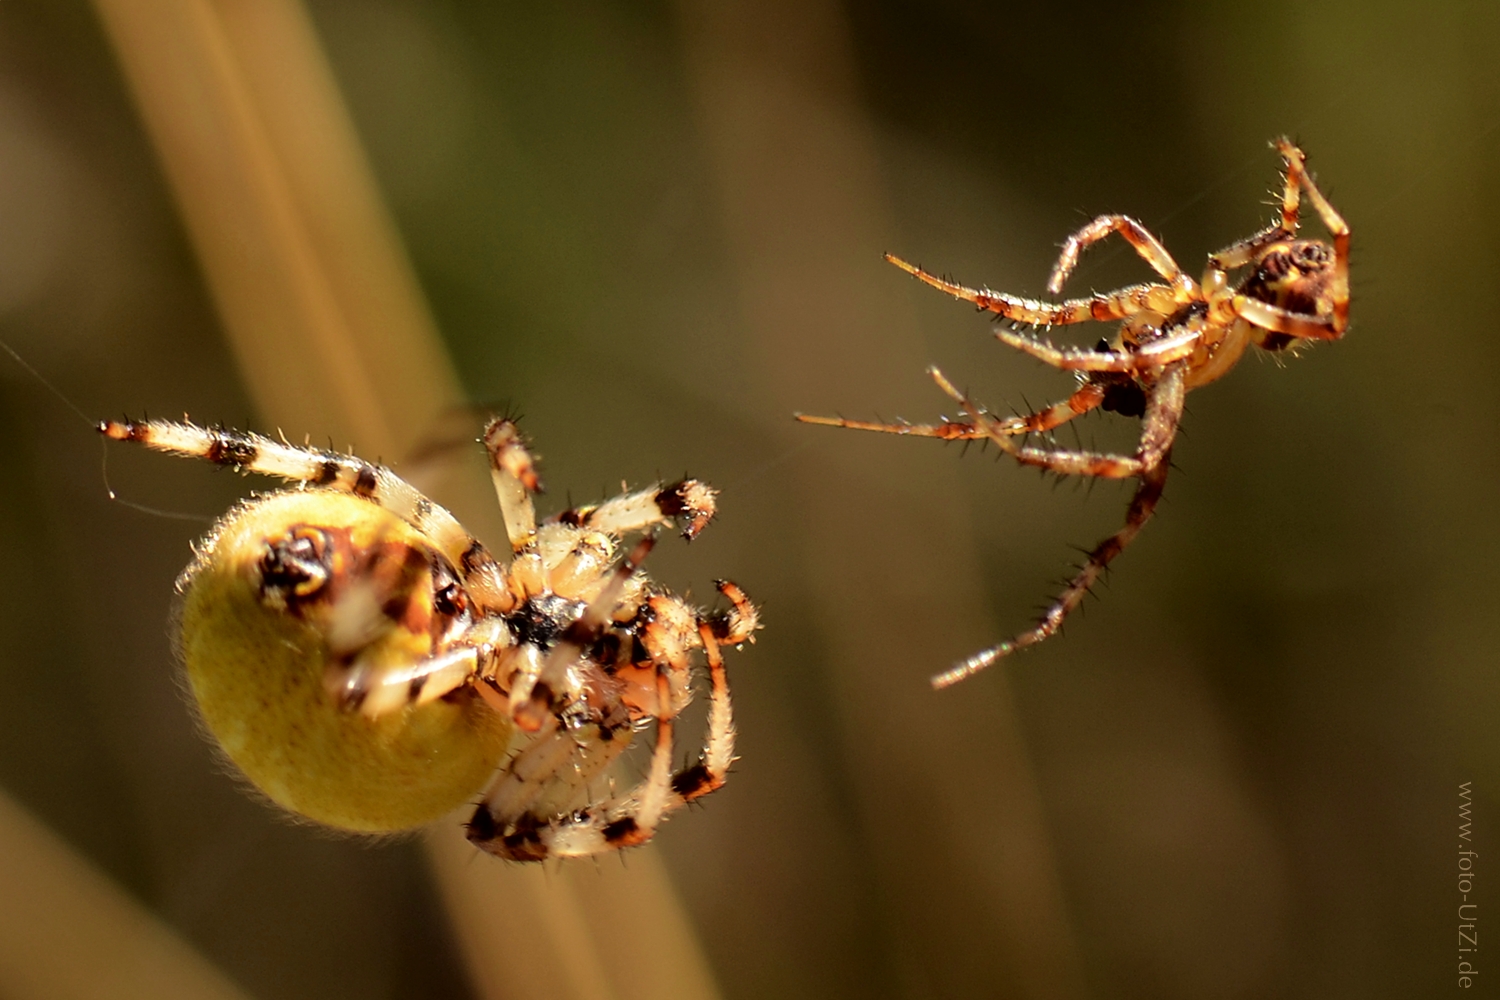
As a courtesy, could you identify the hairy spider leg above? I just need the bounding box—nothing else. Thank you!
[932,447,1173,689]
[1047,214,1191,295]
[1206,139,1350,341]
[794,413,987,440]
[886,253,1184,327]
[995,326,1200,372]
[705,580,761,647]
[554,479,719,541]
[101,419,513,612]
[928,363,1185,480]
[483,417,540,553]
[1208,138,1316,273]
[794,377,1110,442]
[925,366,1183,685]
[683,622,736,796]
[337,621,513,719]
[1290,150,1351,332]
[471,617,739,860]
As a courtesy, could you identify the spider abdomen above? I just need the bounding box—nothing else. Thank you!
[177,490,512,833]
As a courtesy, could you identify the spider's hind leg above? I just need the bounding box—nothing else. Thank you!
[931,450,1171,688]
[922,365,1184,685]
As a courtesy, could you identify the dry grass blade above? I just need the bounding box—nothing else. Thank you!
[0,789,255,1000]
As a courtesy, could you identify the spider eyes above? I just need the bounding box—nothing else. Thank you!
[259,526,333,601]
[1256,241,1331,287]
[1258,248,1295,279]
[1292,242,1331,267]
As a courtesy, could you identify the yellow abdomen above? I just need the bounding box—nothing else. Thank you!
[175,491,511,833]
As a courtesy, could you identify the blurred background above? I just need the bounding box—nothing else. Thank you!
[0,1,1495,998]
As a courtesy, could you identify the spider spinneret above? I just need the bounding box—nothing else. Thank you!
[102,415,757,860]
[798,138,1348,688]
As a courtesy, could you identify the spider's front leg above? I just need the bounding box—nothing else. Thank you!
[1206,137,1320,278]
[1231,140,1350,340]
[102,417,514,611]
[554,479,719,541]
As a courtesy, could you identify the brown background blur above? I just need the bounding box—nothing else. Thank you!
[0,2,1496,999]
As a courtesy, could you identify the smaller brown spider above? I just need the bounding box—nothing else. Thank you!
[799,138,1348,688]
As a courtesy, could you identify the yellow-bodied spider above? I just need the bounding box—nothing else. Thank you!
[799,138,1348,688]
[101,415,757,860]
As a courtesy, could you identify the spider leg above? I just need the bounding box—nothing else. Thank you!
[704,579,761,646]
[886,254,1181,325]
[469,617,739,860]
[930,446,1173,688]
[796,381,1111,441]
[465,709,639,861]
[928,363,1185,479]
[1232,297,1344,340]
[996,326,1200,372]
[1046,215,1189,295]
[794,413,989,440]
[552,479,719,541]
[330,641,485,718]
[317,536,515,716]
[482,418,540,552]
[1275,137,1350,334]
[100,417,513,612]
[1208,139,1312,272]
[922,366,1183,685]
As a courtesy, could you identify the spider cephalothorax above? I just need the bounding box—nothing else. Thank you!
[799,138,1348,687]
[102,415,758,860]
